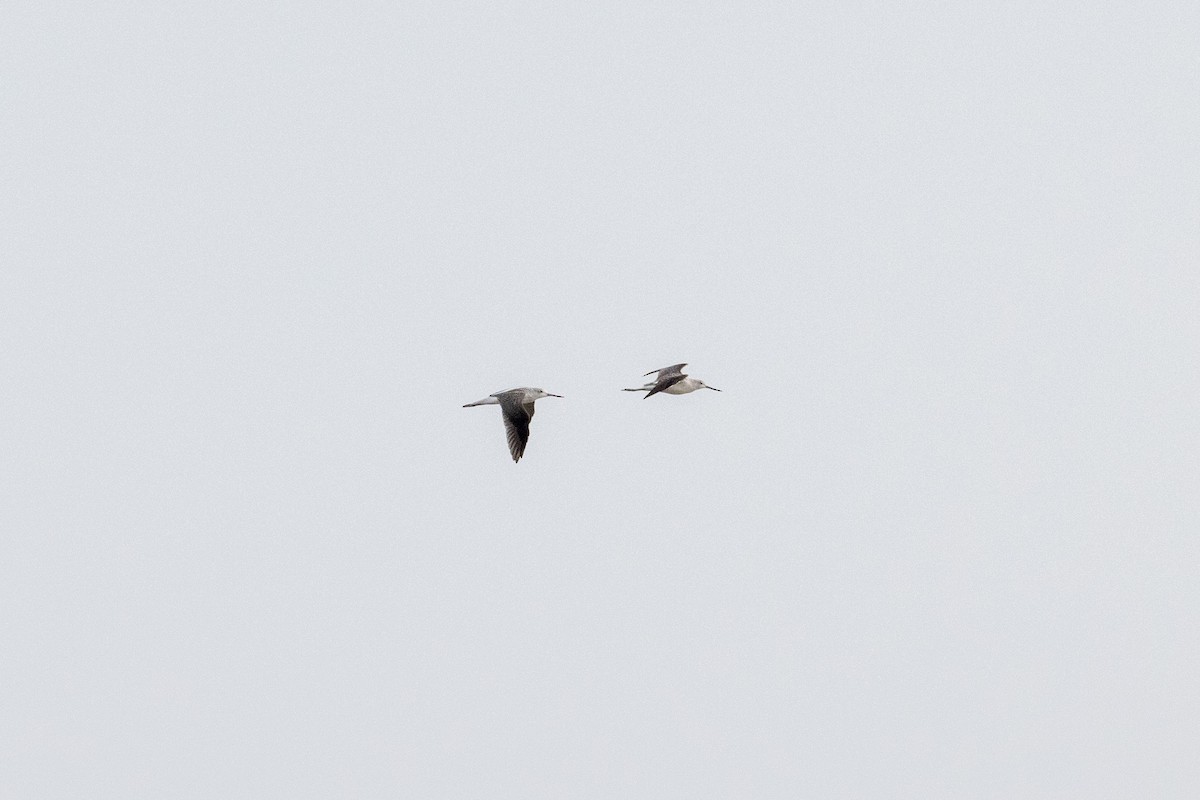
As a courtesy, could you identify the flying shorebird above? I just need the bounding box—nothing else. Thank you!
[463,387,561,462]
[623,363,721,399]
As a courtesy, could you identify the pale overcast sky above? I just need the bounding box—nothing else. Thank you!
[3,2,1198,798]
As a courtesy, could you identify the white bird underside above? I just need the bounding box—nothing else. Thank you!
[625,378,707,394]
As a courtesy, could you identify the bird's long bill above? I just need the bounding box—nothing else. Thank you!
[547,393,563,397]
[707,386,722,391]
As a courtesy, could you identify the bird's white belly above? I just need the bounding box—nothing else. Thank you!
[664,378,701,394]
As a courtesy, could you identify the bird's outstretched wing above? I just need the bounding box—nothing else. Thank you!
[644,374,687,399]
[496,391,532,462]
[645,363,687,378]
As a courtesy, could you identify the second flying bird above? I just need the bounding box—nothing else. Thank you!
[623,363,721,399]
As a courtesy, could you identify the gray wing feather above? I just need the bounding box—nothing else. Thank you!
[645,363,687,378]
[496,392,532,462]
[644,373,687,398]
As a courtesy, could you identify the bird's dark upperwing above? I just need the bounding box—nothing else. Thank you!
[645,363,687,378]
[644,373,686,398]
[497,394,532,462]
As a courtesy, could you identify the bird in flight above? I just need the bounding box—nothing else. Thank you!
[463,387,561,462]
[624,363,721,399]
